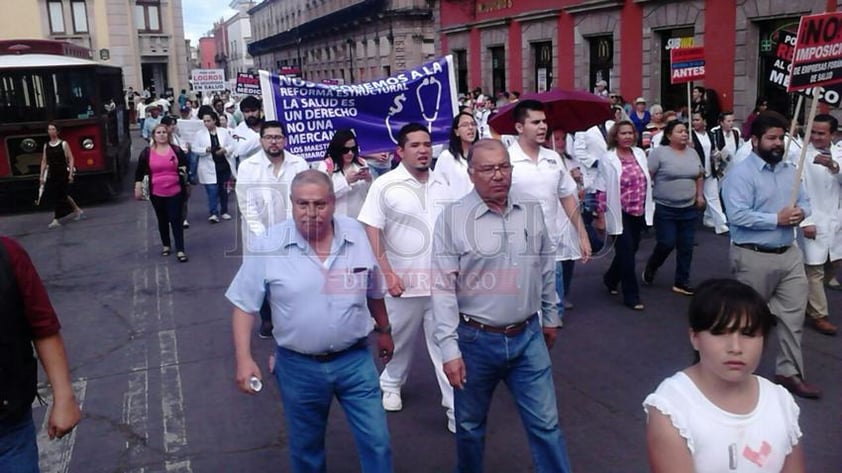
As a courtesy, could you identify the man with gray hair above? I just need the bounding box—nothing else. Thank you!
[432,139,572,472]
[227,170,394,472]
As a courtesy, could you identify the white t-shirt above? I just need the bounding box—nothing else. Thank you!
[509,140,580,259]
[434,149,473,199]
[643,372,802,473]
[357,164,455,297]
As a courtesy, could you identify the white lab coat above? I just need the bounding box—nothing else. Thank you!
[599,146,654,235]
[798,144,842,264]
[315,160,371,218]
[573,120,614,192]
[193,128,236,184]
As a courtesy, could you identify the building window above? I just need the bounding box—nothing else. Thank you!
[588,36,612,94]
[490,46,506,95]
[135,1,161,33]
[71,1,89,33]
[48,0,65,34]
[533,42,552,92]
[453,49,468,94]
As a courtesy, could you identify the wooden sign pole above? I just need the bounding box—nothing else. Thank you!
[790,89,822,206]
[687,82,693,122]
[781,94,804,164]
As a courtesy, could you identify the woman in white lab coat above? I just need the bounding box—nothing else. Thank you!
[315,129,371,218]
[599,120,654,310]
[193,108,236,223]
[434,112,478,198]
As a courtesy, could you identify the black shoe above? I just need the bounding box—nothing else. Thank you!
[603,275,618,295]
[258,320,274,339]
[641,268,654,286]
[672,284,695,296]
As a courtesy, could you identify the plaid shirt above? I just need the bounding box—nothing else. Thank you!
[619,156,647,217]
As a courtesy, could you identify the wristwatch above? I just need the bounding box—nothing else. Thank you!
[373,323,391,335]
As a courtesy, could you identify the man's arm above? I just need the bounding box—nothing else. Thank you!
[232,307,260,394]
[367,298,394,364]
[430,212,465,389]
[560,194,591,263]
[33,334,81,439]
[364,225,403,296]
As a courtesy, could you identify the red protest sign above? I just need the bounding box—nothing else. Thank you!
[670,47,705,84]
[789,12,842,92]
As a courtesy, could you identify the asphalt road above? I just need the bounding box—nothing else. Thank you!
[1,131,840,472]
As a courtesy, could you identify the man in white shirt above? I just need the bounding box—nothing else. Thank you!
[235,120,310,338]
[691,112,728,234]
[358,123,456,433]
[509,100,591,321]
[573,119,614,252]
[231,96,264,166]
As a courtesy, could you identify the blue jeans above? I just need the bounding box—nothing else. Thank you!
[187,151,198,185]
[604,212,646,306]
[455,316,572,473]
[203,172,230,216]
[0,409,39,473]
[273,343,392,473]
[645,204,697,286]
[555,261,575,312]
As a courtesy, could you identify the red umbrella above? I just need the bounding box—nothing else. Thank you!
[489,88,613,135]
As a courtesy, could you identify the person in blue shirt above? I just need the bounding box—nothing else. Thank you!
[721,111,820,400]
[141,104,162,140]
[226,170,394,473]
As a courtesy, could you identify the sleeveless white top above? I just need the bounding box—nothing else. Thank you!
[643,372,801,473]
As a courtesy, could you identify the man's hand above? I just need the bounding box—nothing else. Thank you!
[377,333,394,364]
[579,233,592,263]
[385,271,405,297]
[803,225,818,240]
[47,395,81,440]
[695,195,706,211]
[777,206,805,227]
[235,356,262,394]
[443,358,467,390]
[543,326,560,349]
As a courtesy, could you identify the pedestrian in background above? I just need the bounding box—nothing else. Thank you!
[644,279,804,473]
[194,108,235,223]
[0,236,81,471]
[600,120,653,310]
[134,123,189,262]
[40,123,83,229]
[642,120,705,296]
[435,112,479,199]
[315,129,372,218]
[432,139,571,473]
[227,170,394,473]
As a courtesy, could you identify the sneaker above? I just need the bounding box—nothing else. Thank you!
[208,215,219,223]
[563,299,574,310]
[258,320,274,339]
[641,268,654,285]
[382,392,403,412]
[672,284,695,296]
[48,219,61,229]
[221,213,232,220]
[183,220,190,229]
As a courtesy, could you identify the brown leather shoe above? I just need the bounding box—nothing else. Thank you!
[811,317,838,336]
[774,375,822,399]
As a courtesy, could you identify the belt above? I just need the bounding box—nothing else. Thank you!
[302,339,367,362]
[459,313,534,337]
[735,243,790,255]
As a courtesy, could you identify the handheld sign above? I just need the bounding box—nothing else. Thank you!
[260,56,459,161]
[788,12,842,91]
[769,30,842,106]
[670,47,705,85]
[235,73,261,96]
[191,69,226,93]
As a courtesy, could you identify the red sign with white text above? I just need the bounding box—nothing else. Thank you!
[670,47,705,84]
[789,12,842,91]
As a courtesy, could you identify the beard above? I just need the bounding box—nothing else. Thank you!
[756,145,784,164]
[245,116,261,128]
[266,147,284,158]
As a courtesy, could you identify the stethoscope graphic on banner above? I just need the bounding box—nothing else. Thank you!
[384,76,443,143]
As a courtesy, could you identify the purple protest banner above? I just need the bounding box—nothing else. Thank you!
[260,56,459,161]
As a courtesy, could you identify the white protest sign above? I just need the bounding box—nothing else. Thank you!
[191,69,226,93]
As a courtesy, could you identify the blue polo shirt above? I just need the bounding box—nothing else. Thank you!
[225,216,386,354]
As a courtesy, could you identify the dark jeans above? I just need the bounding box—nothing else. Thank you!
[645,204,697,287]
[0,409,39,473]
[604,212,646,305]
[582,192,605,253]
[150,194,185,252]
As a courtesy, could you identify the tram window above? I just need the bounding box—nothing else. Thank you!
[50,70,94,119]
[0,73,48,123]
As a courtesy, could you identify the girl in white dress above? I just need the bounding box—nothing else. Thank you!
[643,279,804,473]
[434,112,478,198]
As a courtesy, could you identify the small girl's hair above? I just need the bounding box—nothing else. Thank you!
[689,279,775,336]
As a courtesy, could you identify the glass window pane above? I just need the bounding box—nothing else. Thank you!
[135,5,145,30]
[148,5,159,31]
[49,2,65,33]
[72,1,88,33]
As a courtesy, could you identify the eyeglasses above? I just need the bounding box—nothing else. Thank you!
[341,145,359,154]
[472,163,513,176]
[457,122,477,129]
[262,134,285,142]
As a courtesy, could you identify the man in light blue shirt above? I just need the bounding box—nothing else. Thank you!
[226,170,394,472]
[722,111,819,399]
[140,104,162,140]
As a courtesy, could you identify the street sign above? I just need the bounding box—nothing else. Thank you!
[670,47,705,84]
[789,11,842,92]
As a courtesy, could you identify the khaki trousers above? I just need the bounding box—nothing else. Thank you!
[730,245,807,378]
[805,258,836,320]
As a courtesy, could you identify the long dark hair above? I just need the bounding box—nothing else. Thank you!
[660,120,686,146]
[447,112,478,161]
[325,129,363,173]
